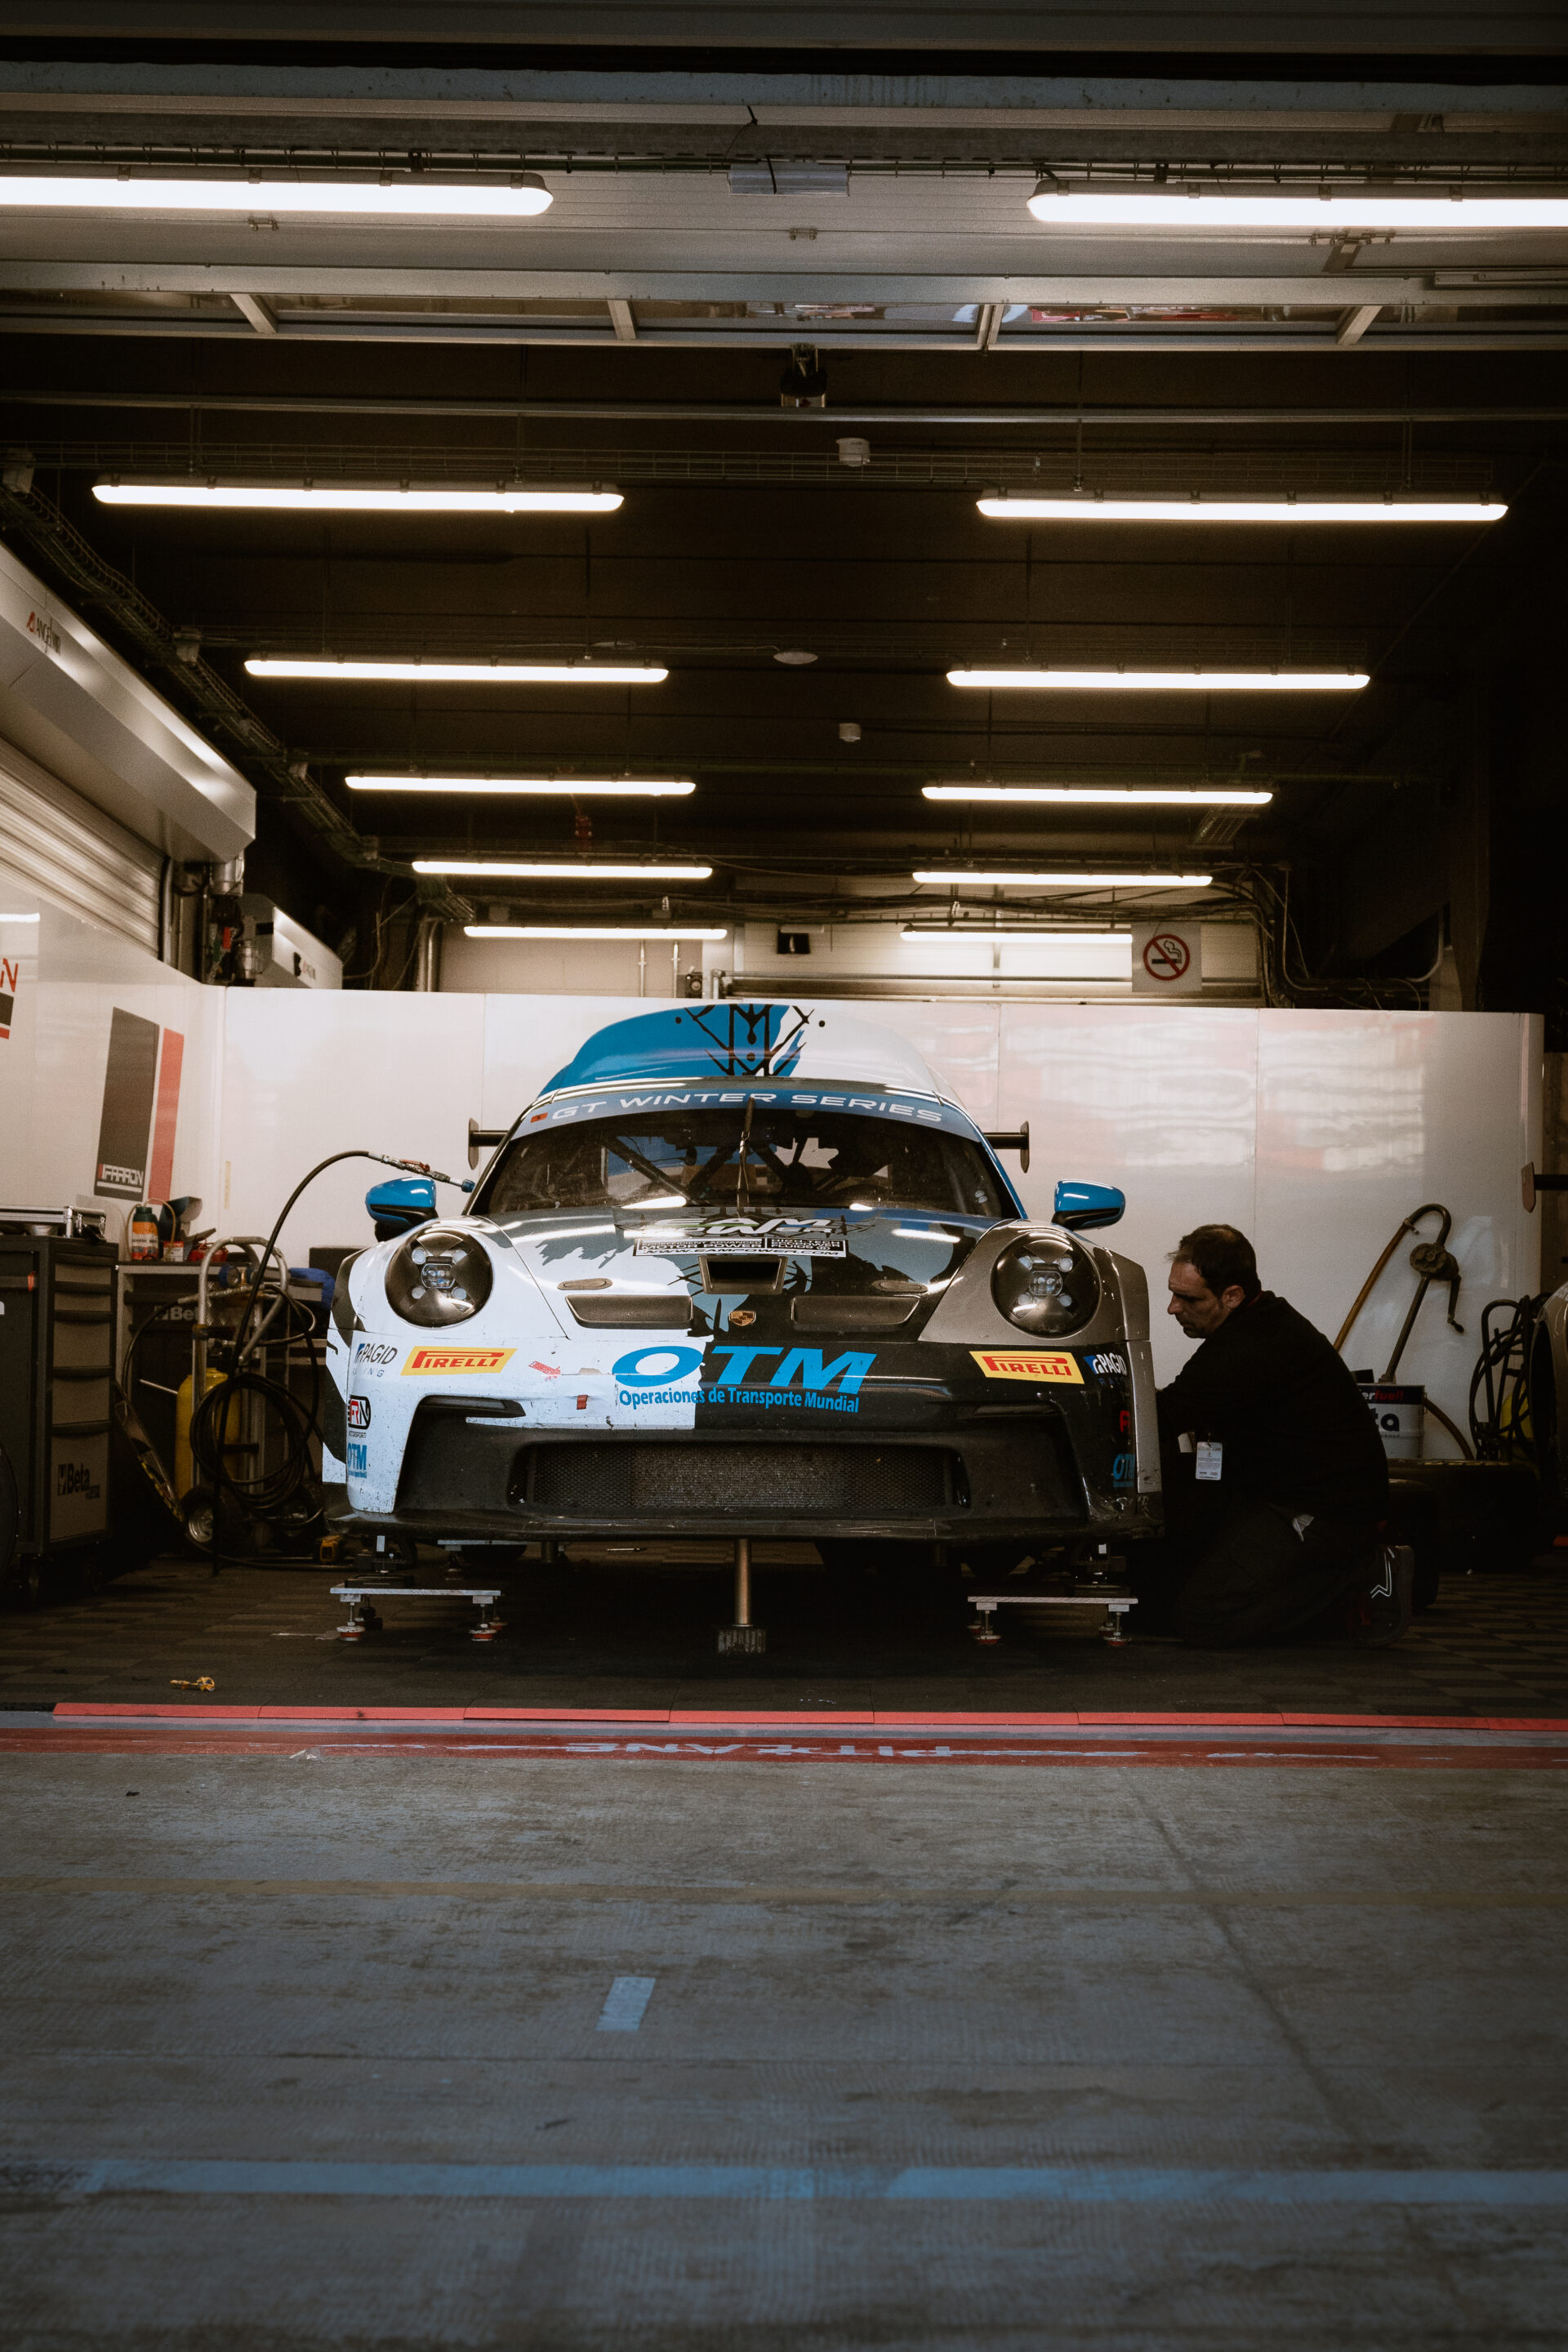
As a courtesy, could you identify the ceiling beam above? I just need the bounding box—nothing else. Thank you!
[1334,301,1383,343]
[0,263,1554,307]
[229,292,278,334]
[5,388,1563,425]
[0,2,1557,47]
[8,314,1563,352]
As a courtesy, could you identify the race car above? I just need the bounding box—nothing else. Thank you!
[319,1000,1164,1563]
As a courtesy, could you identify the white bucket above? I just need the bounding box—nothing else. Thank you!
[1359,1383,1425,1460]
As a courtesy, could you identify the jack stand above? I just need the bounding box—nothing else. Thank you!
[969,1601,1001,1646]
[718,1535,766,1655]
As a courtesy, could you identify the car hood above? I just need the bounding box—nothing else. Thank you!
[488,1204,992,1333]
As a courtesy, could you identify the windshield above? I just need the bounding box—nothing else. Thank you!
[478,1106,1009,1219]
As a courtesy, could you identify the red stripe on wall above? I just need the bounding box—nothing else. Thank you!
[147,1027,184,1201]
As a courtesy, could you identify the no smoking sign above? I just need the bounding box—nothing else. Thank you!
[1131,922,1203,994]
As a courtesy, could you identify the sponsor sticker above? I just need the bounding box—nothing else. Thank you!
[971,1348,1084,1384]
[345,1441,368,1477]
[401,1346,517,1377]
[634,1218,847,1258]
[346,1394,372,1431]
[1084,1350,1128,1377]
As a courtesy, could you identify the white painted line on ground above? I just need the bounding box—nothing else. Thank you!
[596,1975,657,2032]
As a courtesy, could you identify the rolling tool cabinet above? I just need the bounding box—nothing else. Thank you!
[0,1234,114,1585]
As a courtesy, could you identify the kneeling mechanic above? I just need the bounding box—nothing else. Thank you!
[1154,1223,1412,1646]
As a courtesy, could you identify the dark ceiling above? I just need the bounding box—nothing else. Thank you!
[0,8,1564,1013]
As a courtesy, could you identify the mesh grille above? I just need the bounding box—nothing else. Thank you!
[526,1441,954,1517]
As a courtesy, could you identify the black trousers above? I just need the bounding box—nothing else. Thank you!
[1148,1488,1380,1648]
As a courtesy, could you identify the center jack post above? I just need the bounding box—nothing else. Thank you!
[717,1535,766,1655]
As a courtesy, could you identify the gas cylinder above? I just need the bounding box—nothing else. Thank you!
[175,1368,240,1498]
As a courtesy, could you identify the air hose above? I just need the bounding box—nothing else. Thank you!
[1468,1294,1547,1465]
[189,1147,463,1570]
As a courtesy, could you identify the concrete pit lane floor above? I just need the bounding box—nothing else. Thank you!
[2,1551,1566,2348]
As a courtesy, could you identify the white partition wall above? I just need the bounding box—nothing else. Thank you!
[220,991,486,1263]
[1250,1012,1543,1417]
[11,964,1539,1443]
[0,884,224,1235]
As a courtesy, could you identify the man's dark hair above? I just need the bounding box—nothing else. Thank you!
[1172,1224,1262,1302]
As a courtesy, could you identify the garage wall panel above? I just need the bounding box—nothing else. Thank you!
[220,990,483,1265]
[996,1004,1262,1385]
[0,893,220,1241]
[1253,1009,1541,1419]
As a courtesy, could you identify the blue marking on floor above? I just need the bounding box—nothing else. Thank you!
[11,2160,1568,2205]
[596,1975,657,2031]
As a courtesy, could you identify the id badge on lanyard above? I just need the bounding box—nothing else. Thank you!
[1195,1440,1223,1483]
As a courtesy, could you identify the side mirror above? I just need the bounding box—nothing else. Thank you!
[366,1175,435,1241]
[1054,1179,1125,1232]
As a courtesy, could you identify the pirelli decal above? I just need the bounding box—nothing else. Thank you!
[402,1346,517,1377]
[971,1348,1084,1384]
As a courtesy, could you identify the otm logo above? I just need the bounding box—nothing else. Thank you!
[612,1346,703,1386]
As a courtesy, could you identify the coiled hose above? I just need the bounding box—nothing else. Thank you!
[190,1147,459,1569]
[1468,1294,1547,1464]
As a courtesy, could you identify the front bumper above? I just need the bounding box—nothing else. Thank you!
[336,1352,1159,1545]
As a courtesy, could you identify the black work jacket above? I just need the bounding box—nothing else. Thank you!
[1156,1290,1388,1519]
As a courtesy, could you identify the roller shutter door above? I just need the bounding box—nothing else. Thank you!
[0,735,162,956]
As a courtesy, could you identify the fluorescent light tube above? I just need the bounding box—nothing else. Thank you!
[415,860,712,880]
[913,870,1212,887]
[345,774,693,796]
[948,669,1367,692]
[246,659,666,684]
[922,783,1272,805]
[978,496,1505,524]
[0,172,551,216]
[902,926,1129,942]
[0,910,41,921]
[96,480,618,514]
[1026,183,1568,230]
[464,924,728,940]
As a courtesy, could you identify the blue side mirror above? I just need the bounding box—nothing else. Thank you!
[366,1176,435,1241]
[1054,1180,1125,1232]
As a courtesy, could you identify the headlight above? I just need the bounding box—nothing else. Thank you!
[384,1226,494,1327]
[991,1234,1099,1337]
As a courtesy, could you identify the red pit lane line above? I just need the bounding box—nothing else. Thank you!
[4,1730,1567,1768]
[47,1705,1568,1731]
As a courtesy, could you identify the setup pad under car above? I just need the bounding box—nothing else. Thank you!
[319,1003,1163,1572]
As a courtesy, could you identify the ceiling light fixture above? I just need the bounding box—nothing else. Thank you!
[246,659,666,684]
[0,171,552,216]
[901,926,1129,944]
[922,783,1272,805]
[464,924,728,940]
[977,494,1506,524]
[948,669,1368,693]
[345,774,694,796]
[414,859,712,880]
[913,869,1213,888]
[1026,181,1568,230]
[96,479,619,514]
[773,648,819,666]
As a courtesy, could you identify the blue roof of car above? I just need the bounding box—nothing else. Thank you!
[541,1000,944,1098]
